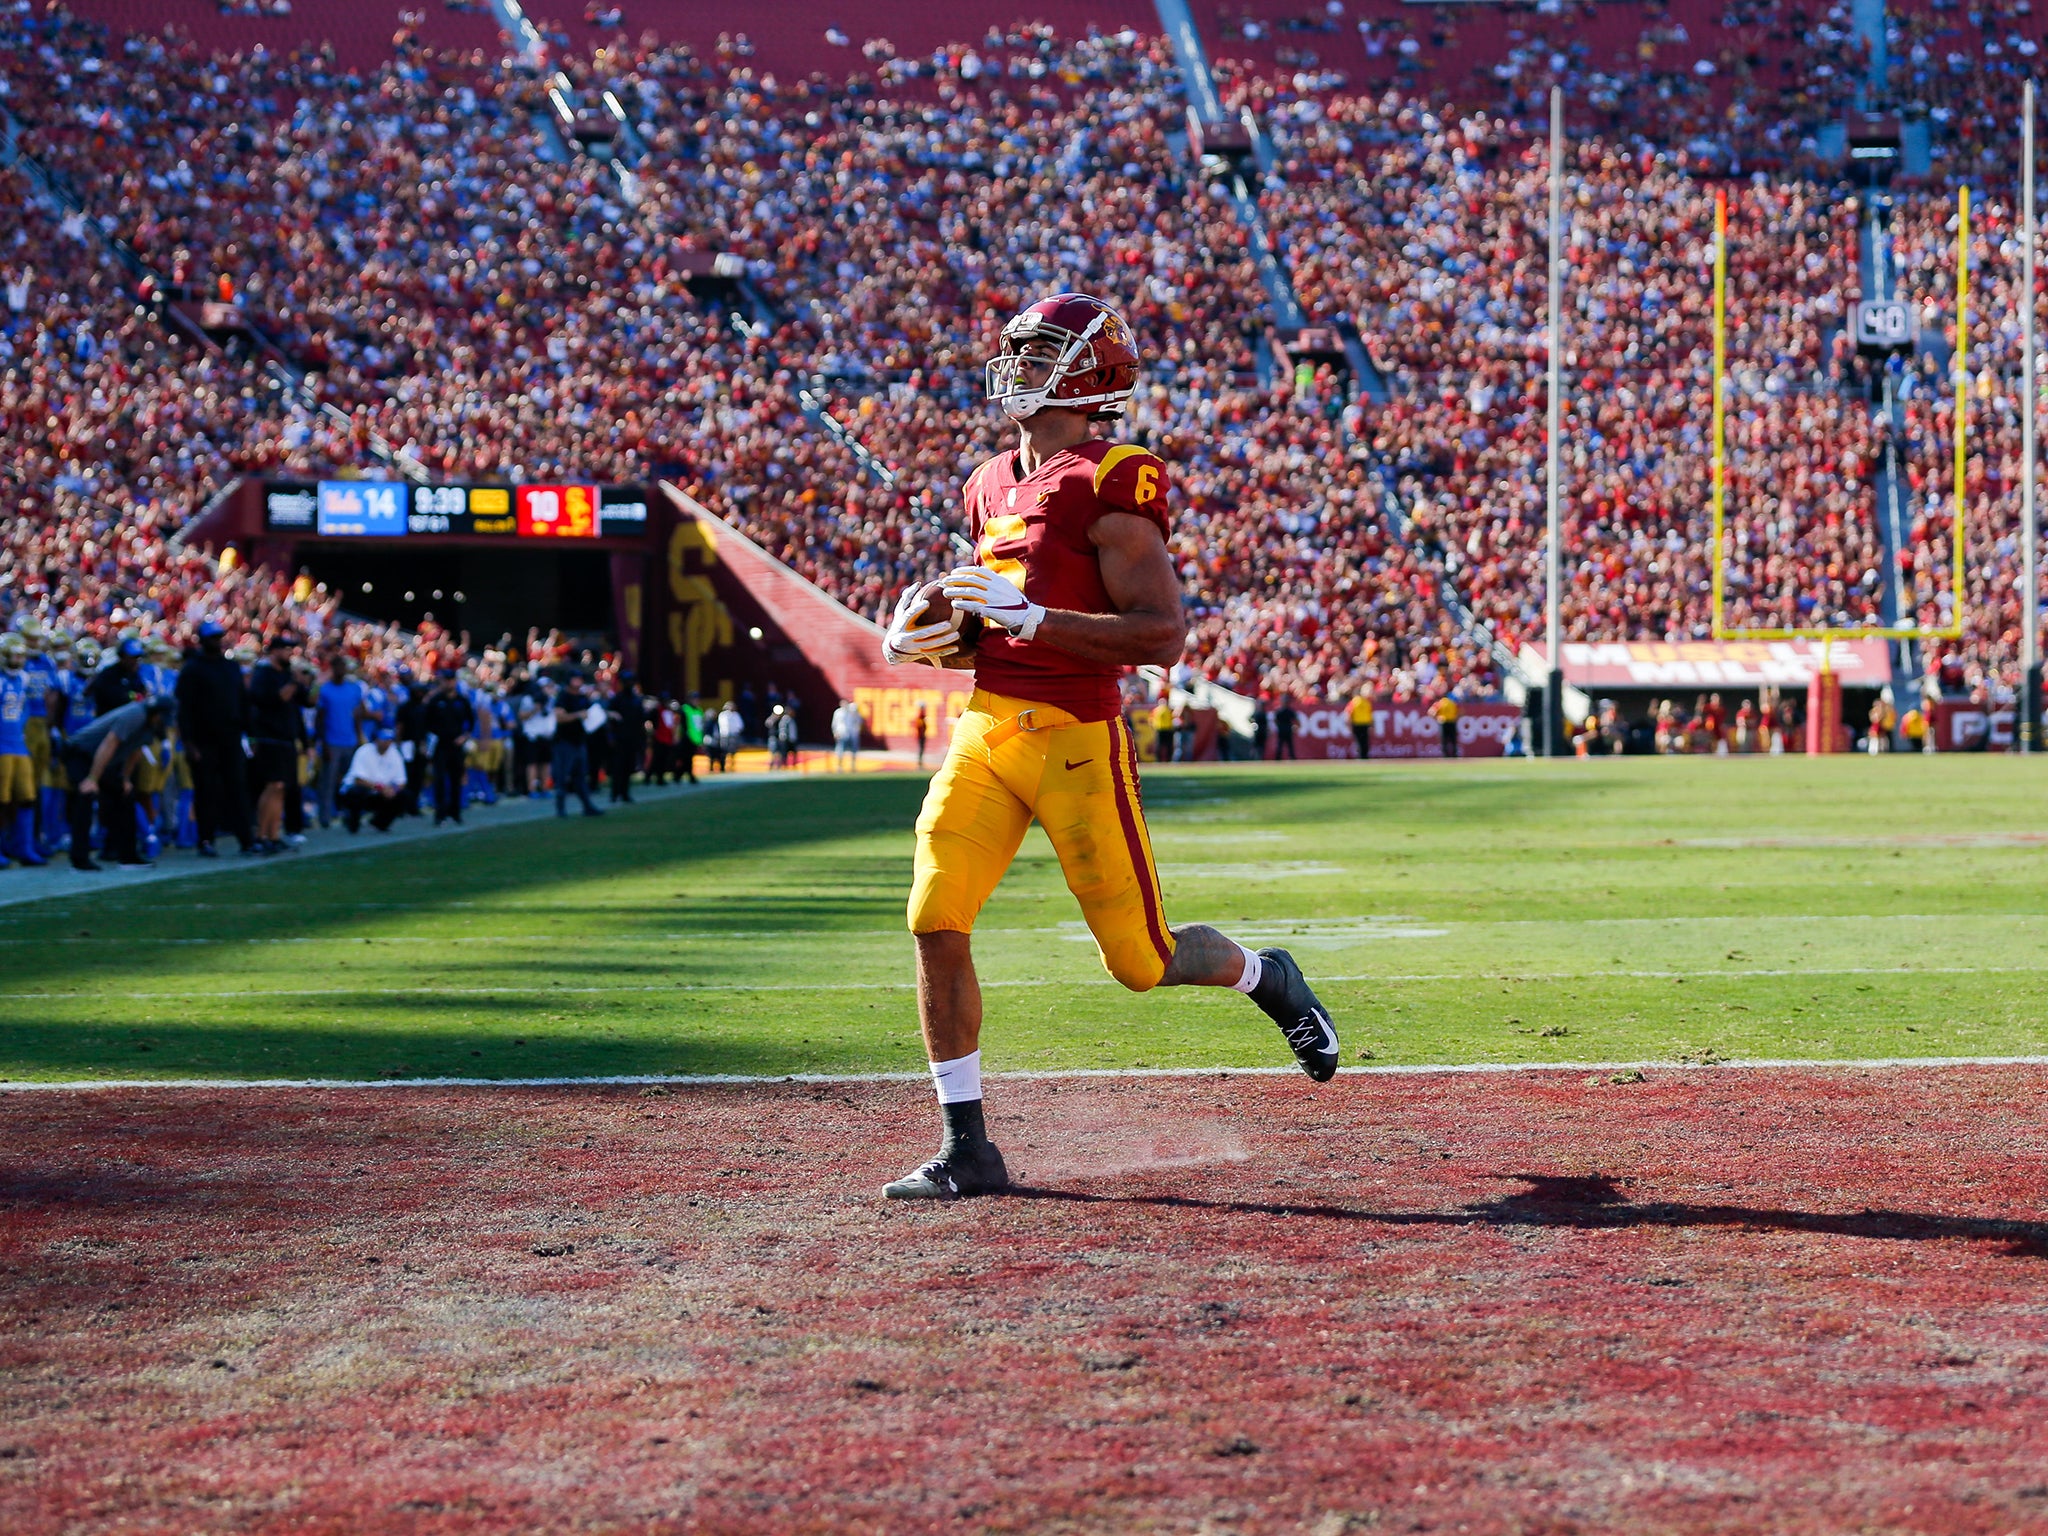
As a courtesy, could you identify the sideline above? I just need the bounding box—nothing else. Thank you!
[6,1055,2048,1092]
[0,770,810,911]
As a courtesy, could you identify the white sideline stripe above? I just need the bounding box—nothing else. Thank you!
[3,963,2045,1002]
[6,1055,2048,1093]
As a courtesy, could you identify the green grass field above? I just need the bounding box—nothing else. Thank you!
[4,756,2048,1083]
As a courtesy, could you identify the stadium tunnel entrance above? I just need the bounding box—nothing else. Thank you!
[178,477,975,752]
[291,543,617,640]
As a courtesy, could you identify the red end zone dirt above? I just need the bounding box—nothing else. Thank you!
[4,1067,2047,1535]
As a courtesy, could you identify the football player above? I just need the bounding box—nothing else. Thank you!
[0,634,46,866]
[879,293,1340,1201]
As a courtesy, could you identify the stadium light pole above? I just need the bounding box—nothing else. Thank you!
[1544,85,1565,756]
[2025,80,2041,752]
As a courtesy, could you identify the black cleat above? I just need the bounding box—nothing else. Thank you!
[1250,947,1340,1082]
[882,1139,1011,1200]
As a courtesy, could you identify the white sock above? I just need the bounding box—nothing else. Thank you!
[1231,945,1264,994]
[929,1050,982,1105]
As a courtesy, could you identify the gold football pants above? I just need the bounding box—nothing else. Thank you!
[909,689,1175,991]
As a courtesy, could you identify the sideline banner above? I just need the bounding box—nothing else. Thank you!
[1263,699,1521,760]
[1929,701,2014,752]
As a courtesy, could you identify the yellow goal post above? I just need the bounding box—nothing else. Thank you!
[1708,185,1968,647]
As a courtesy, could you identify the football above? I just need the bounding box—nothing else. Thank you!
[916,578,985,651]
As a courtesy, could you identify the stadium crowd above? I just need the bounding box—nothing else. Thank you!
[2,0,2042,793]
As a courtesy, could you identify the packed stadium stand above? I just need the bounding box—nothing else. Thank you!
[2,0,2044,764]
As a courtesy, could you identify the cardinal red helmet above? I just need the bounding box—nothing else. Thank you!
[984,293,1142,421]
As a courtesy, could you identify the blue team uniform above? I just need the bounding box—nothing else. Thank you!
[0,670,42,863]
[55,670,90,738]
[0,671,29,757]
[23,654,55,719]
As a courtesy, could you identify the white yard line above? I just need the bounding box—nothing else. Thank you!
[5,1056,2048,1093]
[3,964,2045,1002]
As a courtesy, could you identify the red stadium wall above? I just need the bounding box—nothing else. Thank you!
[61,0,505,71]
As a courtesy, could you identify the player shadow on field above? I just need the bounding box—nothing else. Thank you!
[1009,1173,2048,1258]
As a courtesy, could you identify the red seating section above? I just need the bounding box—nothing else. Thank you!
[61,1,508,70]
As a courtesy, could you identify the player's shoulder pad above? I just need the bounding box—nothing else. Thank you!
[1088,442,1170,513]
[963,455,1006,504]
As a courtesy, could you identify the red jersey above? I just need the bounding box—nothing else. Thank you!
[962,440,1172,720]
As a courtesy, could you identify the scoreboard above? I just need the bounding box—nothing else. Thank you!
[263,481,651,543]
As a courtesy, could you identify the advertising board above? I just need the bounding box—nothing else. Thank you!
[599,486,650,539]
[1260,699,1522,759]
[263,483,318,531]
[1929,700,2015,752]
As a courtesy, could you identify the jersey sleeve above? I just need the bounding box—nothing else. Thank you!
[1090,445,1171,534]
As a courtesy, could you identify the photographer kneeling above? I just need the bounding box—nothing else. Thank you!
[63,696,176,871]
[338,728,407,833]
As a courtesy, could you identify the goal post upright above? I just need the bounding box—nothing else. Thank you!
[1544,84,1565,756]
[1710,187,1729,640]
[1954,184,1970,650]
[2025,79,2040,752]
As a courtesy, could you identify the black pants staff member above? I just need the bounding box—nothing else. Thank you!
[551,678,603,818]
[186,733,251,852]
[1273,704,1298,760]
[396,684,428,815]
[245,640,305,850]
[607,682,646,803]
[175,622,252,854]
[1433,699,1460,759]
[63,697,176,870]
[421,674,473,825]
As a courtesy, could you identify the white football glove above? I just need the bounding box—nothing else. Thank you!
[940,565,1044,642]
[882,584,961,667]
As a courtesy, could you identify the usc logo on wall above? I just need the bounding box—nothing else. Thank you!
[667,518,732,698]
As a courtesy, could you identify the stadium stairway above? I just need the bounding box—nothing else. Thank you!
[1150,0,1505,690]
[1155,0,1518,689]
[1371,469,1527,690]
[1151,0,1304,352]
[1157,0,1518,694]
[490,0,548,64]
[1850,0,1887,98]
[1149,0,1226,123]
[1860,197,1924,705]
[1340,325,1391,404]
